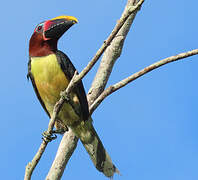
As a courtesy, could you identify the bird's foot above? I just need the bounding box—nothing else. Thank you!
[52,128,67,134]
[60,91,69,101]
[42,131,57,142]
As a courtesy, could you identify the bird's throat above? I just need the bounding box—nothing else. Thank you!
[29,33,57,57]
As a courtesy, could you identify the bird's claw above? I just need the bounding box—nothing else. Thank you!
[42,131,57,142]
[60,91,69,101]
[52,129,66,134]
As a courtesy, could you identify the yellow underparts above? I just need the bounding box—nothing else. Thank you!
[31,54,80,127]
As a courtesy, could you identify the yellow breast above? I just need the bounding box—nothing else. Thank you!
[31,54,69,114]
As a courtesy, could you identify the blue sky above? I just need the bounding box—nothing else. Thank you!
[1,1,198,180]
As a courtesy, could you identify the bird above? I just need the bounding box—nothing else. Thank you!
[27,15,118,178]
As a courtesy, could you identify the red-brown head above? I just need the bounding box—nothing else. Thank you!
[29,15,78,57]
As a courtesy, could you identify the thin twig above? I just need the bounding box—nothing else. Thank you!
[73,0,144,83]
[25,141,48,180]
[25,99,65,180]
[89,48,198,114]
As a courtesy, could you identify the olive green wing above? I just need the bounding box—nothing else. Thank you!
[55,50,89,121]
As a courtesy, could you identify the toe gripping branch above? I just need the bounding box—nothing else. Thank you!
[42,129,67,142]
[42,131,57,142]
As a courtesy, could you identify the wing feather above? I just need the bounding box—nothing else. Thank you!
[55,50,89,121]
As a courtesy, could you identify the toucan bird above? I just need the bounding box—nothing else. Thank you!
[28,15,118,177]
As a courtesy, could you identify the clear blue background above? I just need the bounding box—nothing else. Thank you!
[1,1,197,180]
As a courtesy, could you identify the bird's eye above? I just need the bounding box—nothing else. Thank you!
[34,22,45,33]
[37,25,42,31]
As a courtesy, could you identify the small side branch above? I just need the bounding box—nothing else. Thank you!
[89,49,198,114]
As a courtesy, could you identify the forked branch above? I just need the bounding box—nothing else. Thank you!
[89,48,198,114]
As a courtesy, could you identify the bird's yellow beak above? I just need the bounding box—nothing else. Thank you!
[51,15,78,24]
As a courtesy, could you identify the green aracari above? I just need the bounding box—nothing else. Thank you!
[27,15,118,177]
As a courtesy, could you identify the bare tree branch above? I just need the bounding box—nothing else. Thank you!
[25,141,48,180]
[79,0,144,83]
[89,48,198,114]
[45,128,78,180]
[87,0,144,105]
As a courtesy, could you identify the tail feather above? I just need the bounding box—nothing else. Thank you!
[72,117,119,177]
